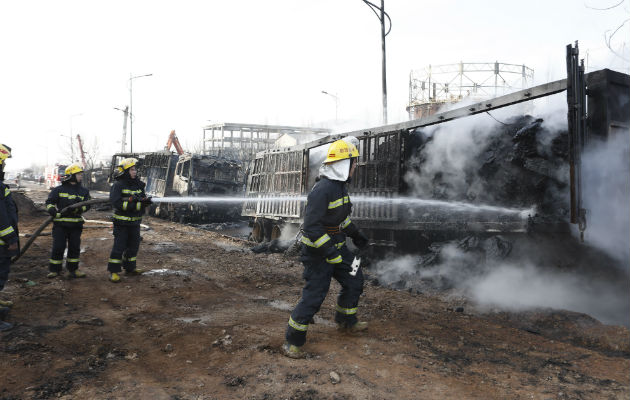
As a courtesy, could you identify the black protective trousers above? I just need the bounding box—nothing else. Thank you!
[0,257,10,291]
[49,225,83,272]
[285,244,364,347]
[107,224,141,273]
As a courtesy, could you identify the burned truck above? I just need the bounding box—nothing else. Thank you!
[242,52,629,250]
[109,151,243,222]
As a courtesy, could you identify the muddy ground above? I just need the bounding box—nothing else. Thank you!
[0,189,628,400]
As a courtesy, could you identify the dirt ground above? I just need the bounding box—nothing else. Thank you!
[0,189,629,400]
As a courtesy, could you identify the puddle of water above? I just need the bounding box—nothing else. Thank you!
[144,269,190,276]
[212,242,246,252]
[176,315,213,325]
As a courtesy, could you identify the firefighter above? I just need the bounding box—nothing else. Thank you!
[45,163,91,279]
[283,136,370,359]
[0,144,18,331]
[107,158,151,283]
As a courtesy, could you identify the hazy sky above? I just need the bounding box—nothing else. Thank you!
[1,0,628,170]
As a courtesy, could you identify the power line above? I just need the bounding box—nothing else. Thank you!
[584,0,624,10]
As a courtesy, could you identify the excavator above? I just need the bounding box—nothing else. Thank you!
[165,130,185,155]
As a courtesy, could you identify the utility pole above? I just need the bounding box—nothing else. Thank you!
[69,113,83,162]
[361,0,390,125]
[380,0,387,124]
[321,91,339,123]
[114,106,129,152]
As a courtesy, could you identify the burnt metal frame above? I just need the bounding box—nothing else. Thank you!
[243,64,628,236]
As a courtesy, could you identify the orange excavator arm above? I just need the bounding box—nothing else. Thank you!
[165,130,185,155]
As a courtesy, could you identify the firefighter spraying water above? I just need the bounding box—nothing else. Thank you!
[282,136,370,359]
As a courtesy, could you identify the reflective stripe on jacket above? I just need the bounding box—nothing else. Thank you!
[45,182,91,226]
[110,177,147,226]
[301,177,359,257]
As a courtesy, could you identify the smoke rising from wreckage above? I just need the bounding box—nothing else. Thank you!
[244,64,630,327]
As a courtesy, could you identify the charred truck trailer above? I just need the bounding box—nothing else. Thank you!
[109,152,242,222]
[243,51,629,249]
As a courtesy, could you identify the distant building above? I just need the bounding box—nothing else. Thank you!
[202,122,330,162]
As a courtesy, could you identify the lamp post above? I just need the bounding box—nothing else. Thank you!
[321,91,339,123]
[129,73,153,153]
[69,113,83,162]
[361,0,390,124]
[113,106,130,152]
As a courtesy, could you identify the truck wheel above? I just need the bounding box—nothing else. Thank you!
[251,219,265,243]
[271,224,282,240]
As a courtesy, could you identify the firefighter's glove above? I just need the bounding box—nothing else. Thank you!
[140,196,152,205]
[324,246,343,265]
[352,231,369,249]
[47,206,58,217]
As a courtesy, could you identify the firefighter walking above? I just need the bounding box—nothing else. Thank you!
[0,144,18,331]
[107,158,151,283]
[283,137,370,359]
[45,163,91,279]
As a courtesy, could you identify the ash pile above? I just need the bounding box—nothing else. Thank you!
[403,115,569,228]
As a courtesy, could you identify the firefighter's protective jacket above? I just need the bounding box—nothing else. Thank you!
[0,183,18,257]
[45,182,91,227]
[301,177,361,263]
[110,177,147,226]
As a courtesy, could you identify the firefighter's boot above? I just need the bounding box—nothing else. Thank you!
[337,321,368,333]
[282,342,306,359]
[109,273,121,283]
[47,272,59,279]
[0,299,13,307]
[125,268,145,276]
[68,270,86,279]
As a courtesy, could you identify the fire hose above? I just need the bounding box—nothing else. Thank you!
[12,198,111,263]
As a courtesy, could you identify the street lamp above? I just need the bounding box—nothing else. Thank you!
[321,91,339,123]
[361,0,391,124]
[129,73,153,153]
[113,106,130,153]
[68,113,83,162]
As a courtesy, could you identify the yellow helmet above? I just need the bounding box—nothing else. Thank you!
[117,157,138,173]
[114,157,138,178]
[0,144,12,165]
[324,139,359,164]
[64,163,84,175]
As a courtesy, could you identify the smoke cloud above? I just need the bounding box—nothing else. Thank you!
[581,132,630,267]
[372,241,630,327]
[370,94,629,327]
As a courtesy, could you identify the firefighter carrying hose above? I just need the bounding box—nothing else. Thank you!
[107,158,151,283]
[0,144,18,331]
[45,163,91,279]
[283,136,370,359]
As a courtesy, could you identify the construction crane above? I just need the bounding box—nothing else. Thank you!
[76,134,87,169]
[165,130,185,155]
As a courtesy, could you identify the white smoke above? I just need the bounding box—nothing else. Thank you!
[581,132,630,267]
[466,262,629,326]
[372,247,630,327]
[404,112,501,200]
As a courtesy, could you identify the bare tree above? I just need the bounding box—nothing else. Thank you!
[83,136,101,171]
